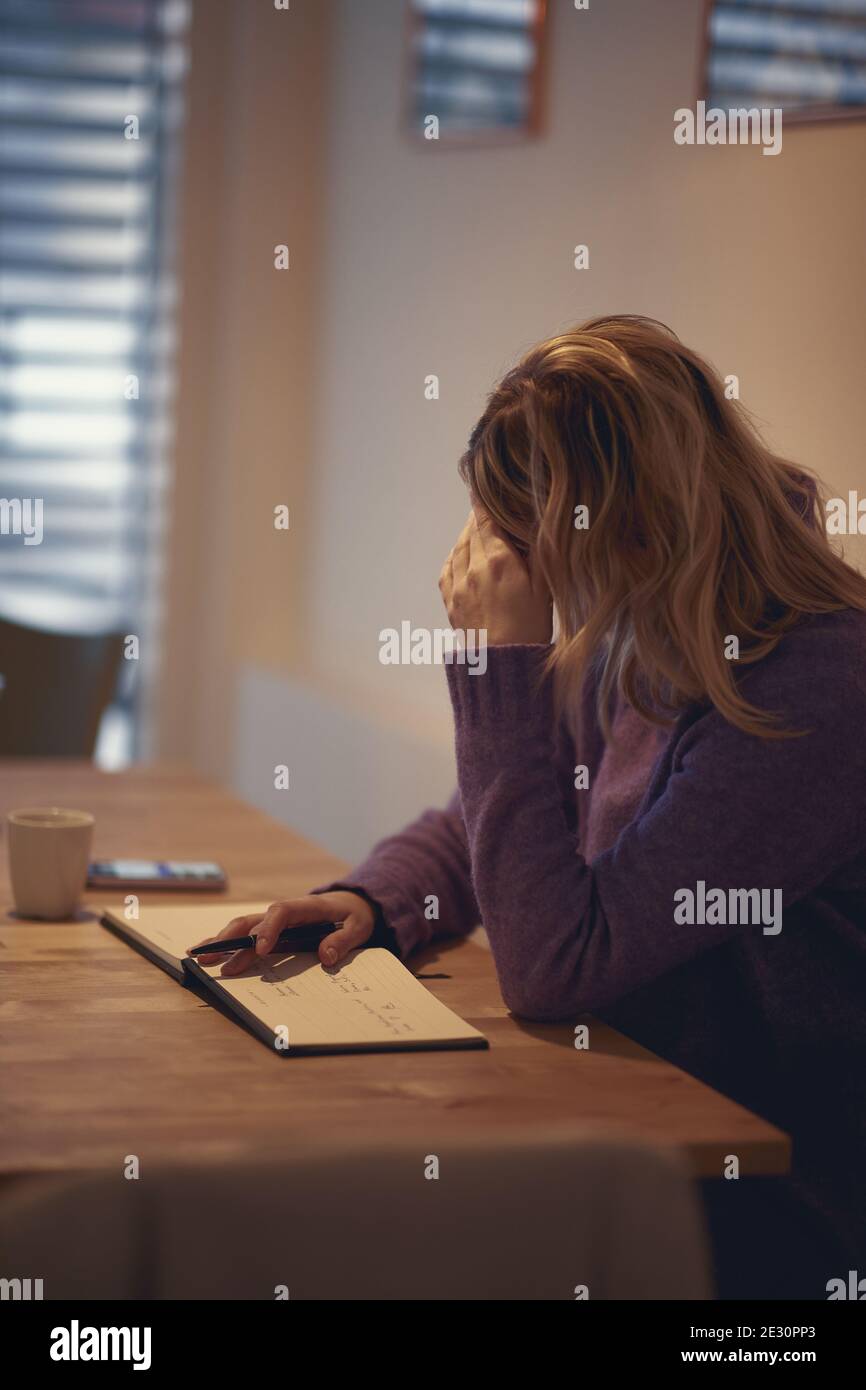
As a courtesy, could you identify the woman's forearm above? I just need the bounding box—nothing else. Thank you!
[313,790,480,959]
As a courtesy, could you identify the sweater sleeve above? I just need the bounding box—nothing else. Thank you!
[312,789,480,959]
[447,641,866,1021]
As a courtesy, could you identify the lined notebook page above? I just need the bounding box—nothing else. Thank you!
[202,948,486,1049]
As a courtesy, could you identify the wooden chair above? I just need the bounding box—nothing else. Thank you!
[0,617,125,757]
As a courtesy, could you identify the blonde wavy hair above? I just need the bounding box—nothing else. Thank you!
[459,315,866,737]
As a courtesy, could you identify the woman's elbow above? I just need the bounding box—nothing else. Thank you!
[500,973,582,1023]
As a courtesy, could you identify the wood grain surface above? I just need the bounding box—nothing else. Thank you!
[0,760,790,1178]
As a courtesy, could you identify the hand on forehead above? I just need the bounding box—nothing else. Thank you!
[471,501,507,541]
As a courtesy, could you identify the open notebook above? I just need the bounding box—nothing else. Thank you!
[100,901,487,1055]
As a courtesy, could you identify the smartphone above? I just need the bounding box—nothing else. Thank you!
[87,860,228,891]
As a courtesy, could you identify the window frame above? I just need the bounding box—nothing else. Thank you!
[697,0,866,128]
[401,0,550,149]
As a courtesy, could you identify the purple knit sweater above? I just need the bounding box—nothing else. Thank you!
[323,609,866,1256]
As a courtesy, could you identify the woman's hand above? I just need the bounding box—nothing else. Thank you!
[188,890,376,977]
[439,509,552,646]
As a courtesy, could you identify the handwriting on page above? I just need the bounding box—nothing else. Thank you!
[203,947,483,1047]
[259,961,416,1035]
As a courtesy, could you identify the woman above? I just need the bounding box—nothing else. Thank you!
[199,316,866,1296]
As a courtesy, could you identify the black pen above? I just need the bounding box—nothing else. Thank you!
[188,922,339,957]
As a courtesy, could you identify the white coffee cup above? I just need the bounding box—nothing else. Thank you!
[7,807,95,920]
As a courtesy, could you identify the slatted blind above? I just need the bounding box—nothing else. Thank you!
[705,0,866,115]
[408,0,544,138]
[0,0,188,655]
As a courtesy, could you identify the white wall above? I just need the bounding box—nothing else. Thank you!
[162,0,866,864]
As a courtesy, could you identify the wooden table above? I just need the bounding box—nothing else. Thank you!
[0,761,789,1179]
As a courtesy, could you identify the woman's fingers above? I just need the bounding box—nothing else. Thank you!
[200,913,262,975]
[318,913,373,967]
[438,549,454,611]
[440,501,551,645]
[472,501,511,544]
[441,513,477,623]
[219,946,258,977]
[468,508,489,568]
[471,502,490,546]
[472,504,523,572]
[253,897,344,956]
[450,512,474,584]
[187,913,264,963]
[191,894,375,978]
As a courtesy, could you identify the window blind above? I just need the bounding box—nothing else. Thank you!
[705,0,866,115]
[408,0,544,137]
[0,0,188,644]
